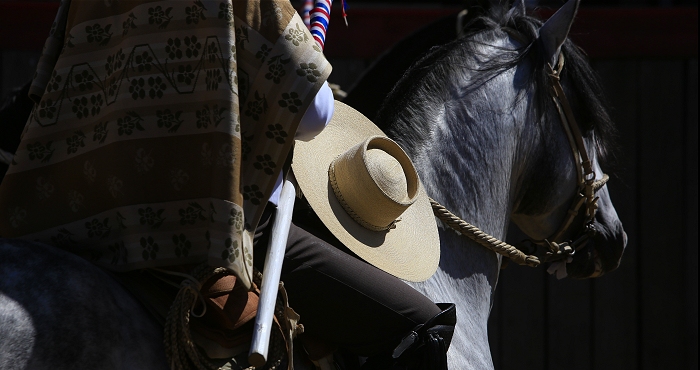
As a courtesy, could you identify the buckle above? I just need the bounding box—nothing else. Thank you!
[392,330,419,359]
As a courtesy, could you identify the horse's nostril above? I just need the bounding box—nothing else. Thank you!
[622,231,628,248]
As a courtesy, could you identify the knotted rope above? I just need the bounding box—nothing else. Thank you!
[429,198,540,267]
[428,174,609,268]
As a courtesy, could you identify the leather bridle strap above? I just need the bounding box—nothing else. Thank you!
[549,55,594,186]
[530,53,609,258]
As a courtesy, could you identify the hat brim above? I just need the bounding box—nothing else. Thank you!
[292,101,440,282]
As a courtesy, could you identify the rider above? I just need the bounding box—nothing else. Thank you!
[0,0,455,368]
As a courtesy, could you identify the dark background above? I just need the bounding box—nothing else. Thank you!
[0,1,697,369]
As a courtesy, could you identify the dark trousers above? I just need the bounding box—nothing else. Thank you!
[253,203,442,356]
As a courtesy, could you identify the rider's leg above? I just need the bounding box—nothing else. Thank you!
[253,203,450,359]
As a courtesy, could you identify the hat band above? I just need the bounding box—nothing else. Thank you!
[328,160,400,231]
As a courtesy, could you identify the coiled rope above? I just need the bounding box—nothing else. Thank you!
[164,265,231,370]
[163,266,286,370]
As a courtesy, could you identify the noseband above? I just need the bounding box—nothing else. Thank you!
[429,52,609,268]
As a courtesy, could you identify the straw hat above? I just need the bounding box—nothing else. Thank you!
[292,101,439,282]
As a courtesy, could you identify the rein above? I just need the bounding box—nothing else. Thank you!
[430,198,541,267]
[430,52,609,267]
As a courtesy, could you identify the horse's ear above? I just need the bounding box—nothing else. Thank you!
[537,0,580,67]
[513,0,526,14]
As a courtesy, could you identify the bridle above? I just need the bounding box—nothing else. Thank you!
[516,52,610,263]
[429,51,609,268]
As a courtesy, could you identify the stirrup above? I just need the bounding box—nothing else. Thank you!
[393,303,456,369]
[362,303,456,370]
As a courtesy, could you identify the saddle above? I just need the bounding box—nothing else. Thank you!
[190,273,260,357]
[115,266,302,369]
[165,267,303,370]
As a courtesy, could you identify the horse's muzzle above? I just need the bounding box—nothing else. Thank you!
[566,221,627,279]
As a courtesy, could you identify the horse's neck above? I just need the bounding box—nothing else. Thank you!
[395,68,524,236]
[407,233,500,368]
[393,69,525,369]
[406,128,517,369]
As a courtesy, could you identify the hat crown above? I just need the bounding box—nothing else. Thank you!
[366,148,410,203]
[329,136,418,231]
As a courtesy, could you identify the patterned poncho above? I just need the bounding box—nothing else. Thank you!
[0,0,331,289]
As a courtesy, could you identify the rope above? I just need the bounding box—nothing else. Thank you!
[429,198,540,267]
[428,173,610,268]
[164,264,230,370]
[163,266,289,370]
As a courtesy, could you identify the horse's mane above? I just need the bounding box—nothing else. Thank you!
[376,3,616,161]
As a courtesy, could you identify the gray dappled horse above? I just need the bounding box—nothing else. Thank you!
[372,1,626,368]
[0,1,627,369]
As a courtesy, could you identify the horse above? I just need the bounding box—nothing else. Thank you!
[0,238,169,370]
[368,1,627,368]
[0,1,627,369]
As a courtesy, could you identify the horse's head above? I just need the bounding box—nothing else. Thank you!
[507,0,627,278]
[375,0,626,279]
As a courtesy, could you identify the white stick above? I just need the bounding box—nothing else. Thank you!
[248,176,297,367]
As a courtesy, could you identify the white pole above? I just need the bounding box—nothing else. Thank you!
[248,176,297,367]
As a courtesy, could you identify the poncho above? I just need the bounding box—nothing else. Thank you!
[0,0,331,289]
